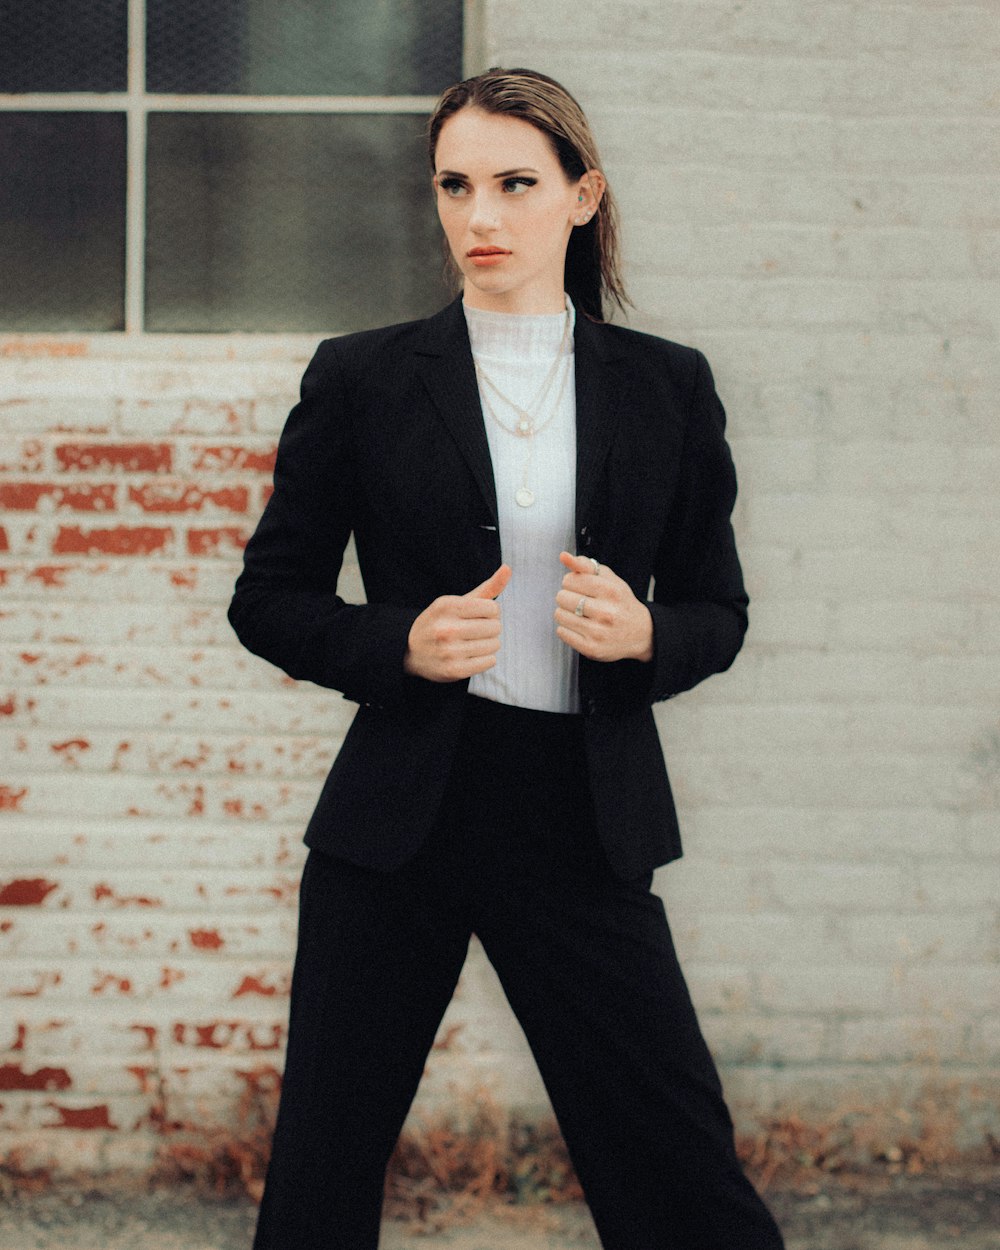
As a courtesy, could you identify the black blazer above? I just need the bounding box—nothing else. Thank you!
[229,296,748,880]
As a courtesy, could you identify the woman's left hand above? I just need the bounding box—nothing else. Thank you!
[554,552,654,663]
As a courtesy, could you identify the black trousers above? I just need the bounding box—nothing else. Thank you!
[253,695,784,1249]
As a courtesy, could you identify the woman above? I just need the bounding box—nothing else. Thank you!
[230,67,784,1250]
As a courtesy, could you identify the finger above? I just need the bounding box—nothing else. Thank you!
[452,617,502,639]
[456,596,502,620]
[555,587,605,614]
[558,551,594,577]
[466,563,512,601]
[555,623,592,656]
[559,571,607,598]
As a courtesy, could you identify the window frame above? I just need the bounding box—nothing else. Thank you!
[0,0,477,338]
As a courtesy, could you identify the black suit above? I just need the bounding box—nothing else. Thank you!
[229,295,748,879]
[231,297,783,1250]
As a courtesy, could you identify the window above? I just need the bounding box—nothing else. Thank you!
[0,0,464,333]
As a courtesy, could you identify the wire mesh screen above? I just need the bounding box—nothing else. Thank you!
[0,0,127,92]
[145,112,450,332]
[146,0,464,95]
[0,113,126,330]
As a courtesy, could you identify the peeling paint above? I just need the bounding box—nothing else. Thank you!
[189,928,225,950]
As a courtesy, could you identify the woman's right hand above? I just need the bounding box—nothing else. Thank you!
[403,565,511,682]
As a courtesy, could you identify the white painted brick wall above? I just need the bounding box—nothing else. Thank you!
[1,0,997,1171]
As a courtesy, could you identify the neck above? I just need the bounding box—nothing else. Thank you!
[462,284,568,316]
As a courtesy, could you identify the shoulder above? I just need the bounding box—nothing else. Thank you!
[594,320,703,372]
[309,298,464,375]
[584,318,710,405]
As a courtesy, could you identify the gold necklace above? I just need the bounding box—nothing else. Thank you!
[477,336,573,508]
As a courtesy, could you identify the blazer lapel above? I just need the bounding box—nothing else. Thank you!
[573,314,628,534]
[413,297,499,528]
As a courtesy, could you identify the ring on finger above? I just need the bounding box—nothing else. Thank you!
[574,596,587,618]
[589,557,601,576]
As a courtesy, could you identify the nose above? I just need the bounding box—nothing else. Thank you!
[468,191,501,234]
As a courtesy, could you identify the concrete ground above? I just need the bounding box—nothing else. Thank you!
[0,1170,997,1249]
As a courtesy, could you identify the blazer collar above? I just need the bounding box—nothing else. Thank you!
[414,295,628,534]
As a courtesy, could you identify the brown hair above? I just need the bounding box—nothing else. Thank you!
[427,67,629,322]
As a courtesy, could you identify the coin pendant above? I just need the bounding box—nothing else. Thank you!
[515,487,535,508]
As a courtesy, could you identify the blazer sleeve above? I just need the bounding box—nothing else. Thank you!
[644,347,749,703]
[228,339,420,709]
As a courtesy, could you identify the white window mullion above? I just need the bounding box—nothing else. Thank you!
[124,0,147,334]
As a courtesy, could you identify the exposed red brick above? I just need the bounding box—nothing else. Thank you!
[92,973,133,995]
[191,444,277,473]
[11,970,62,997]
[0,1063,72,1092]
[0,787,29,812]
[158,967,185,989]
[0,527,8,553]
[127,483,249,514]
[48,1103,118,1129]
[0,696,15,716]
[233,974,285,999]
[53,525,172,555]
[0,438,44,473]
[0,483,116,512]
[93,883,162,907]
[55,442,172,473]
[0,339,87,358]
[186,526,249,556]
[26,565,69,587]
[50,739,91,760]
[129,1024,158,1051]
[235,1065,281,1095]
[189,928,225,950]
[125,1065,157,1094]
[0,877,57,905]
[247,1024,284,1051]
[174,1021,237,1049]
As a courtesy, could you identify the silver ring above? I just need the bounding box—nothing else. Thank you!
[574,596,587,618]
[589,557,601,576]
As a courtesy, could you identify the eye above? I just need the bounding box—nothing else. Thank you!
[502,176,536,194]
[437,177,467,197]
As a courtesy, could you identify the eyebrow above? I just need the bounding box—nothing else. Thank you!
[436,167,540,179]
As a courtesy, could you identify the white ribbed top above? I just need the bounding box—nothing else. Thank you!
[465,298,580,714]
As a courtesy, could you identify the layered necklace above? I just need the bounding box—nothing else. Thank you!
[473,307,573,508]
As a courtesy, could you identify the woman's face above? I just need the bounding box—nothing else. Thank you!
[433,106,602,314]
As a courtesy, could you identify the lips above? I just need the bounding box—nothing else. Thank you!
[467,246,511,268]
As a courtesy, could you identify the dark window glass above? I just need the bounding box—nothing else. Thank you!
[146,0,462,95]
[145,112,448,332]
[0,0,127,92]
[0,113,126,331]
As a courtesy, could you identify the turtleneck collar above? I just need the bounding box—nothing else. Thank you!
[463,295,576,363]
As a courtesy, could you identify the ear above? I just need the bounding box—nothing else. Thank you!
[572,170,607,227]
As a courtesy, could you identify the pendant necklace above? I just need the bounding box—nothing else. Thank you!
[475,309,573,508]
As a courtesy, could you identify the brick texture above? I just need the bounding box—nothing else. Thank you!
[1,0,998,1171]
